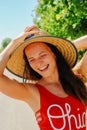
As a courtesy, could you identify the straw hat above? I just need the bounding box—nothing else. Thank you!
[6,29,78,79]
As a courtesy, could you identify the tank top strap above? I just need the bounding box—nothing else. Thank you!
[36,83,49,96]
[36,83,50,106]
[35,83,48,124]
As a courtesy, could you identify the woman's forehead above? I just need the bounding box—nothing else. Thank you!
[25,42,50,51]
[25,42,52,57]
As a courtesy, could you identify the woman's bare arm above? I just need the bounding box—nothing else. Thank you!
[73,51,87,81]
[72,35,87,81]
[0,76,29,101]
[0,25,38,77]
[73,35,87,50]
[0,25,38,100]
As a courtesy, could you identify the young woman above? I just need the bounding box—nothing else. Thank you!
[0,25,87,130]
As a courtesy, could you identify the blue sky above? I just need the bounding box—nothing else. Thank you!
[0,0,37,46]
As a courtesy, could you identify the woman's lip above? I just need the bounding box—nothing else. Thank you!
[38,64,49,71]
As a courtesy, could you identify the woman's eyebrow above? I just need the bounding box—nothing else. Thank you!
[28,57,34,60]
[39,51,46,55]
[28,51,46,60]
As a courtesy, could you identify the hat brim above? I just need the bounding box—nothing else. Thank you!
[6,35,78,79]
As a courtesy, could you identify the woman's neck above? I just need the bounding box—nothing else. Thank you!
[41,69,59,83]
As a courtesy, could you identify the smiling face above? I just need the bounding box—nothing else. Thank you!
[25,42,58,79]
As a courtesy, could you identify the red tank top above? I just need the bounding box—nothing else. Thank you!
[35,84,86,130]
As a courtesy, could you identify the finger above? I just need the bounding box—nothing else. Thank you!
[24,30,39,39]
[25,30,39,37]
[24,25,38,32]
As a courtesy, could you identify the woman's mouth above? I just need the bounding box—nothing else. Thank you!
[38,64,49,71]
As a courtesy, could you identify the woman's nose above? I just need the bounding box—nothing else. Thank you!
[35,58,44,66]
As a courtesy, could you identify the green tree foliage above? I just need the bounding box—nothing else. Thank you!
[34,0,87,60]
[34,0,87,40]
[1,38,11,51]
[0,47,3,53]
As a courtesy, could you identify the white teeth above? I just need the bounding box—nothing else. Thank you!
[39,65,48,71]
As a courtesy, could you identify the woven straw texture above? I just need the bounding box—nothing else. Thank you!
[6,35,77,78]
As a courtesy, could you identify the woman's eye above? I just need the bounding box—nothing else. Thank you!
[40,54,47,57]
[29,59,35,62]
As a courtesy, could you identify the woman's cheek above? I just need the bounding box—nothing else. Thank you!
[29,62,36,70]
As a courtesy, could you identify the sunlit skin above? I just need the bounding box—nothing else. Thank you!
[25,42,59,83]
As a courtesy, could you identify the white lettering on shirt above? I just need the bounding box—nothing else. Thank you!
[47,103,86,130]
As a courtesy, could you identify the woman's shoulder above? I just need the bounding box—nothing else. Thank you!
[22,81,39,97]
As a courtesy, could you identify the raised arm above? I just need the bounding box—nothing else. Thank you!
[0,25,38,101]
[72,35,87,82]
[0,25,38,77]
[73,35,87,50]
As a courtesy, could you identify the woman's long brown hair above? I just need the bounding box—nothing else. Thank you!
[23,42,87,107]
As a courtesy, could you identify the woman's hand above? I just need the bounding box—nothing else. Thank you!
[0,25,39,76]
[14,25,39,44]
